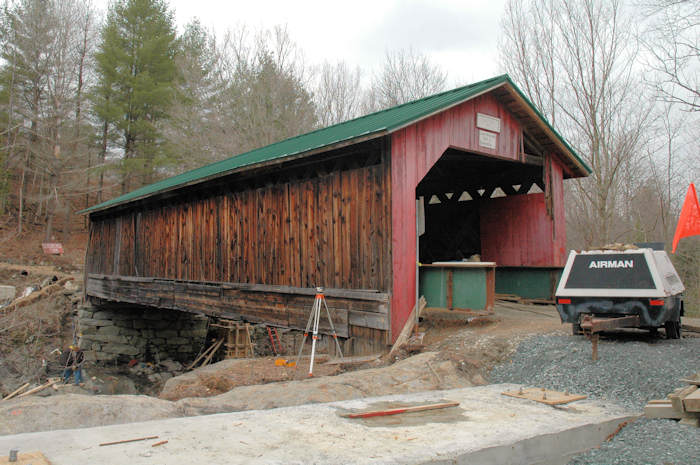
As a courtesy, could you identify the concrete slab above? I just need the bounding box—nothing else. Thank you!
[0,384,636,465]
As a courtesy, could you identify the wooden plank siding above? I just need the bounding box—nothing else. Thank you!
[86,275,391,339]
[86,151,392,349]
[390,93,568,340]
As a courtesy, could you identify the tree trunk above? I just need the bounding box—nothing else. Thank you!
[98,121,108,204]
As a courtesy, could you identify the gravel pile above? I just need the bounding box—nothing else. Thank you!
[489,333,700,465]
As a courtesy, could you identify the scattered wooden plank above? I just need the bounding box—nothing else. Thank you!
[502,387,587,406]
[344,402,460,419]
[1,277,74,314]
[200,339,224,367]
[644,401,682,419]
[186,339,221,371]
[682,388,700,413]
[151,440,168,447]
[670,385,697,412]
[388,296,426,358]
[1,383,30,402]
[16,381,56,399]
[99,435,159,447]
[324,354,379,366]
[0,451,51,465]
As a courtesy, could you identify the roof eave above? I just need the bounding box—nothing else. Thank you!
[80,130,388,216]
[500,78,591,177]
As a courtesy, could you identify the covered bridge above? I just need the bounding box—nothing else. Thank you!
[81,74,590,355]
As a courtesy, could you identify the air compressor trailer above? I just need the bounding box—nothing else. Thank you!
[555,248,685,339]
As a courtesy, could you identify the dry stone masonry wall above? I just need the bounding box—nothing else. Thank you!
[78,303,208,363]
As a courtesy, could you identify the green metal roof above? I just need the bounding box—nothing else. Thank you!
[81,74,590,214]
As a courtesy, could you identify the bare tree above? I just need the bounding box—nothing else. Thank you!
[222,25,317,152]
[369,48,447,110]
[2,0,98,238]
[500,0,653,247]
[314,60,363,127]
[640,0,700,111]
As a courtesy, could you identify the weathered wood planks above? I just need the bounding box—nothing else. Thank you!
[87,275,392,339]
[87,157,390,293]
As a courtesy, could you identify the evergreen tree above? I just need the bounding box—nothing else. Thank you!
[93,0,177,194]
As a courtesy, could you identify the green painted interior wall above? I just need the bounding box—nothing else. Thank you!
[419,267,487,309]
[494,267,563,300]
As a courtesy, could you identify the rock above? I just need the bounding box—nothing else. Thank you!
[0,285,16,303]
[63,280,79,293]
[95,326,121,336]
[79,319,115,327]
[101,343,139,356]
[160,360,183,372]
[0,394,179,435]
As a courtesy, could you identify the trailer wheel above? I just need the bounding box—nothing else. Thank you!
[665,320,681,339]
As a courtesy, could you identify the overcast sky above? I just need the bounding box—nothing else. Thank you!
[100,0,508,87]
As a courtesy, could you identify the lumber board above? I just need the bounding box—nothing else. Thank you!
[324,354,380,366]
[682,387,700,412]
[670,385,697,412]
[1,382,29,402]
[344,402,460,419]
[502,387,587,405]
[644,402,682,419]
[388,296,427,358]
[2,277,74,313]
[16,381,56,398]
[0,451,51,465]
[99,435,159,447]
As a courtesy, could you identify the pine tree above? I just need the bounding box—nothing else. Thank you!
[93,0,177,194]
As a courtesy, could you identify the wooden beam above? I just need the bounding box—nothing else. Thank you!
[87,274,389,302]
[388,296,426,357]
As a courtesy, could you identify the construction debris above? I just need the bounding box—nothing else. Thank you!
[209,320,255,359]
[1,384,29,402]
[644,373,700,427]
[1,277,74,314]
[388,296,426,358]
[16,380,59,399]
[186,339,224,371]
[99,435,159,447]
[502,387,587,405]
[343,401,460,419]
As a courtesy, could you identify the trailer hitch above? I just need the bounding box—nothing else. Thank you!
[580,315,640,361]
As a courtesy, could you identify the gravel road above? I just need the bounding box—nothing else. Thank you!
[489,332,700,465]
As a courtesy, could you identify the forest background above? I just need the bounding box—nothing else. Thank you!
[0,0,697,311]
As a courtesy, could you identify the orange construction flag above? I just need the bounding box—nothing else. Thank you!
[672,183,700,253]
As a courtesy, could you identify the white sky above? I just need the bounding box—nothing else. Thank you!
[100,0,507,86]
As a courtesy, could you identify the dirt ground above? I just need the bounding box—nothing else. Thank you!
[0,220,87,268]
[1,277,569,435]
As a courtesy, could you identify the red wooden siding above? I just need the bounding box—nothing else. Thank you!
[390,94,561,340]
[87,162,391,292]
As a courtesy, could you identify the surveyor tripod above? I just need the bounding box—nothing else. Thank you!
[295,287,343,377]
